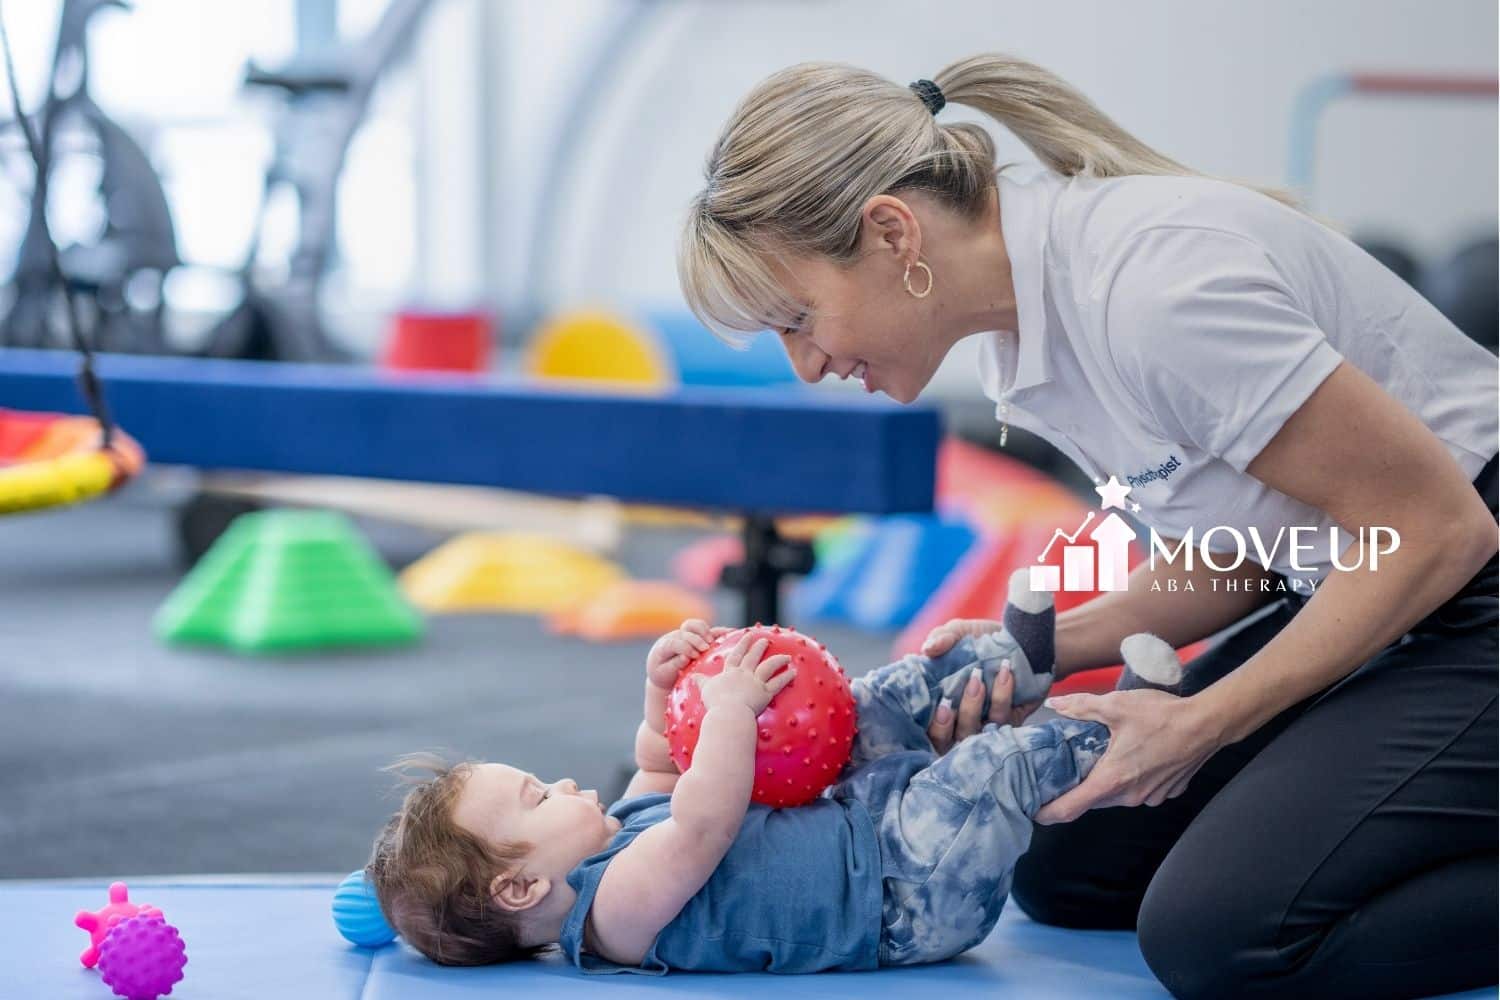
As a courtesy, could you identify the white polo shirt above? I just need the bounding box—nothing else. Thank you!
[978,168,1499,586]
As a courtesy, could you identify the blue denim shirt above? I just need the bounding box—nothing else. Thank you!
[558,792,882,974]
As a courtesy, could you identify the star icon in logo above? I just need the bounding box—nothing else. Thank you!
[1094,474,1132,511]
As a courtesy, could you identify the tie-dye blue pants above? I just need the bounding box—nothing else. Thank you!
[828,635,1108,966]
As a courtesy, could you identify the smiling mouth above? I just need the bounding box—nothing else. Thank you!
[851,360,873,393]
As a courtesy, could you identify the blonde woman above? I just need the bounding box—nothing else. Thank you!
[680,55,1498,1000]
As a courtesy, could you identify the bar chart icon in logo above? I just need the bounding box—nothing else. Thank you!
[1029,509,1137,593]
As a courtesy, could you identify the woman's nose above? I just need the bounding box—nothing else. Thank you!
[783,338,829,384]
[558,778,579,795]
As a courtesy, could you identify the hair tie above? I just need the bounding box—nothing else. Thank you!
[908,79,945,116]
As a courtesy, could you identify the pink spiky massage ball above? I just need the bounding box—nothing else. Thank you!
[666,625,856,808]
[74,882,162,968]
[97,912,187,1000]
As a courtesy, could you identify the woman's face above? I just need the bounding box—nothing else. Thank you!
[772,254,948,404]
[769,193,975,404]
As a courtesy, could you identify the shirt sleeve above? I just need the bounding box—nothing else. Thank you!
[1101,226,1344,473]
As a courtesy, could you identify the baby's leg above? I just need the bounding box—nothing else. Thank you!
[873,634,1183,966]
[849,570,1055,768]
[847,637,1006,766]
[874,715,1108,966]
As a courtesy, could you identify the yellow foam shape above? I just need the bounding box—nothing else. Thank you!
[549,580,713,642]
[400,533,624,614]
[526,309,672,388]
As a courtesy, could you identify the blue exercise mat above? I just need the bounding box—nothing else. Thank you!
[6,879,1490,999]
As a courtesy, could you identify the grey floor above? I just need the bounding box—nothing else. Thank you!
[0,478,895,878]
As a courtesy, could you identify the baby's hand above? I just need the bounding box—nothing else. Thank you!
[646,619,728,689]
[692,633,794,716]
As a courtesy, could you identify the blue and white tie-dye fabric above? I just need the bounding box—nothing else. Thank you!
[828,636,1108,966]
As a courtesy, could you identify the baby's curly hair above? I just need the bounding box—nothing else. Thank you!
[366,753,549,966]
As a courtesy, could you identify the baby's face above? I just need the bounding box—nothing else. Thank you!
[451,763,622,883]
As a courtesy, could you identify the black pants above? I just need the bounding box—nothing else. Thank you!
[1013,454,1499,1000]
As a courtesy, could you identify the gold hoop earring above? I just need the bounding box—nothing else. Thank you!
[903,260,934,299]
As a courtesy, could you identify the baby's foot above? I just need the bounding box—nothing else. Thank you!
[1001,568,1055,703]
[1115,633,1183,691]
[935,570,1056,719]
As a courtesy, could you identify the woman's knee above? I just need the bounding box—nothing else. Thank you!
[1137,847,1267,1000]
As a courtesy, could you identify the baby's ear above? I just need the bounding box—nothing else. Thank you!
[488,870,551,913]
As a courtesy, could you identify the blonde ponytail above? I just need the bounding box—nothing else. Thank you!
[680,53,1298,342]
[934,54,1298,206]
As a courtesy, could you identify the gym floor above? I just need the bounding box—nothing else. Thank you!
[0,476,893,879]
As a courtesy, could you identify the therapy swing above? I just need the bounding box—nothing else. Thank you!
[0,14,143,516]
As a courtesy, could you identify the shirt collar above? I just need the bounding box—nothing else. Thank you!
[995,168,1061,394]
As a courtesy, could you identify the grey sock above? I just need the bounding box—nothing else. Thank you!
[1003,570,1055,704]
[1115,633,1183,693]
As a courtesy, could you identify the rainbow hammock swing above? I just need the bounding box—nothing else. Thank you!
[0,406,142,515]
[0,18,142,517]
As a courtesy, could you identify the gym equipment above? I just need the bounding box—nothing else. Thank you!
[1288,72,1497,204]
[792,514,978,630]
[650,309,797,387]
[399,533,624,614]
[525,308,799,390]
[192,475,623,559]
[74,883,162,969]
[548,580,713,642]
[0,409,142,514]
[382,310,493,373]
[524,308,673,388]
[1,0,179,354]
[1423,238,1498,353]
[154,509,424,653]
[665,626,856,808]
[12,879,1493,998]
[0,13,144,516]
[331,871,396,949]
[198,0,433,361]
[96,912,187,1000]
[0,348,941,625]
[672,533,743,591]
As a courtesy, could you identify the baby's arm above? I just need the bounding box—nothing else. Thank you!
[620,621,721,799]
[588,636,794,966]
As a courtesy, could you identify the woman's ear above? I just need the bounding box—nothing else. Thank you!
[860,194,922,262]
[488,869,551,913]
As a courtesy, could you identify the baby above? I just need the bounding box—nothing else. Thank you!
[366,570,1182,972]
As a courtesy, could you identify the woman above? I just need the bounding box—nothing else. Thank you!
[678,54,1498,999]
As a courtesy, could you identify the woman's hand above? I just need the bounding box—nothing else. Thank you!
[1033,689,1225,823]
[921,618,1004,657]
[926,662,1042,754]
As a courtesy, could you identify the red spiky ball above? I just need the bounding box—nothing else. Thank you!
[665,625,857,808]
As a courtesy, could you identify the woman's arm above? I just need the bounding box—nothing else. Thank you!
[1037,363,1497,822]
[1193,362,1496,741]
[1055,550,1280,677]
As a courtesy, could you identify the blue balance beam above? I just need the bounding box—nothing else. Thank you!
[0,349,939,515]
[0,349,940,622]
